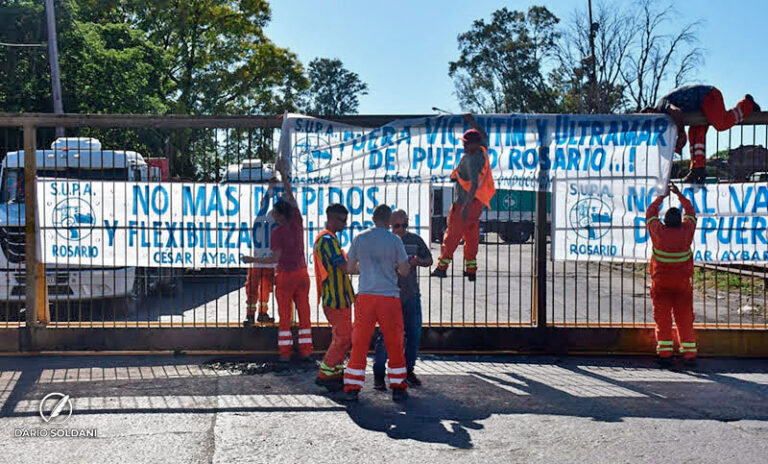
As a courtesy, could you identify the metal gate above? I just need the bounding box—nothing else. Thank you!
[0,113,765,355]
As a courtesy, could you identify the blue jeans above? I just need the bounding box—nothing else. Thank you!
[373,296,422,375]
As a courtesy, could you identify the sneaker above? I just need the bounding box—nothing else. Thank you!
[431,268,447,278]
[746,94,761,113]
[406,371,422,387]
[339,389,359,402]
[256,312,274,323]
[315,376,343,392]
[463,271,476,282]
[242,314,255,327]
[392,388,408,402]
[373,372,387,391]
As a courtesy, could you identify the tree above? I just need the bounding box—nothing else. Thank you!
[556,0,703,113]
[553,1,635,113]
[303,58,368,116]
[113,0,308,115]
[449,6,561,113]
[0,1,170,153]
[621,0,703,111]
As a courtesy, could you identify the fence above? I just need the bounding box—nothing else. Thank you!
[0,112,766,355]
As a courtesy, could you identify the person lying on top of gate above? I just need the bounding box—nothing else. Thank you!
[243,177,278,327]
[431,113,496,282]
[646,182,697,367]
[242,158,313,364]
[645,85,760,185]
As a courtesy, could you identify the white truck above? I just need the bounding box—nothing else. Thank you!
[0,137,178,313]
[431,185,551,243]
[224,158,275,183]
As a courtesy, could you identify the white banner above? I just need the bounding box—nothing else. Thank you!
[279,113,677,191]
[553,180,768,263]
[37,179,430,268]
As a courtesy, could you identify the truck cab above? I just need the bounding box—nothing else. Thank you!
[224,158,275,183]
[0,137,147,305]
[431,185,550,244]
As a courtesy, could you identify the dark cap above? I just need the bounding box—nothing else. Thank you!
[461,129,483,144]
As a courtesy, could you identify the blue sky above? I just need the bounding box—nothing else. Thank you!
[266,0,767,117]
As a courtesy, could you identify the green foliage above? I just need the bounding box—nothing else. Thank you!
[303,58,368,116]
[0,0,310,178]
[449,6,561,113]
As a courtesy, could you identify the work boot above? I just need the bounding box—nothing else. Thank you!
[339,389,359,402]
[242,313,255,327]
[392,388,408,402]
[682,357,698,368]
[276,358,290,371]
[463,271,477,282]
[256,312,274,323]
[655,357,673,368]
[746,94,761,113]
[373,372,387,391]
[682,167,706,184]
[406,371,422,387]
[431,268,447,278]
[315,376,343,393]
[298,354,316,365]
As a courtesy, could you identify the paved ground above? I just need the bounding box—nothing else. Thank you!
[0,354,766,463]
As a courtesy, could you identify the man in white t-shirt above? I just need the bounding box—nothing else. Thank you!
[341,205,411,402]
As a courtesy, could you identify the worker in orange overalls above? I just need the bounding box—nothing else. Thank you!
[653,85,760,184]
[431,113,496,282]
[244,178,277,326]
[243,159,312,364]
[646,183,697,366]
[313,203,355,392]
[341,205,411,403]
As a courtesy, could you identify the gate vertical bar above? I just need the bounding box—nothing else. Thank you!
[24,124,48,328]
[534,144,548,329]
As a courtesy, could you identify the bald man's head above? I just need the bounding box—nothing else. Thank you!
[392,209,408,222]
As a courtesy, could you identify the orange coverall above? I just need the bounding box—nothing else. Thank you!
[436,153,496,274]
[646,193,697,359]
[245,268,273,316]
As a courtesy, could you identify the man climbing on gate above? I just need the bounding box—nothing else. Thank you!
[313,203,355,392]
[243,177,277,326]
[653,84,760,184]
[646,183,698,366]
[431,113,496,282]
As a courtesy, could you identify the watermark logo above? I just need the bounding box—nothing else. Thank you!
[569,198,613,240]
[39,392,73,423]
[291,136,332,173]
[52,198,95,241]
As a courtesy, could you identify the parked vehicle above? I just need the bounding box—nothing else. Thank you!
[0,137,181,313]
[431,186,551,243]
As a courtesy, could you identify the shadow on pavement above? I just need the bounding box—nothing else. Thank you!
[1,355,766,449]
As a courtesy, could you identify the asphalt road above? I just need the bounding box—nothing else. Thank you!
[1,354,766,463]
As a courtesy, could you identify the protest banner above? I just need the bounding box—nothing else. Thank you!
[553,180,768,263]
[278,113,677,192]
[37,179,429,268]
